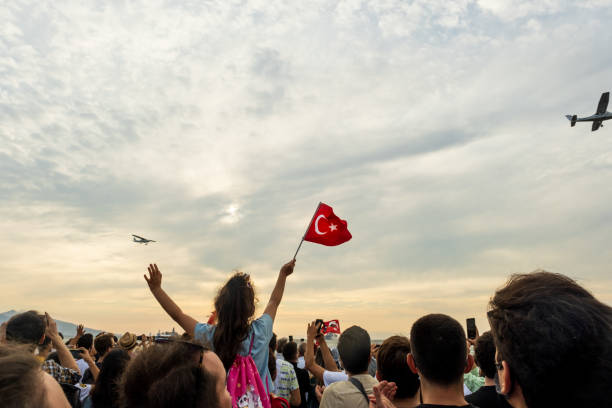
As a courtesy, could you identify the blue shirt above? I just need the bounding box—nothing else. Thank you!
[194,313,274,392]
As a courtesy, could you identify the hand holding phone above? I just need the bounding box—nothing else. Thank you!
[466,318,477,340]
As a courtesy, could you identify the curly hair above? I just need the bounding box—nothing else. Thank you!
[213,272,256,370]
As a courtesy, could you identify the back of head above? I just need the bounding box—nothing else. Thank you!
[94,334,114,357]
[410,314,467,385]
[488,271,612,407]
[0,344,46,407]
[6,311,45,345]
[298,342,306,357]
[90,349,130,408]
[277,337,288,355]
[213,272,256,370]
[120,342,217,408]
[377,336,419,399]
[77,333,94,350]
[474,331,496,379]
[282,341,298,362]
[337,325,371,374]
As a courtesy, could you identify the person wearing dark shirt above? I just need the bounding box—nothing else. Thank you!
[407,314,478,408]
[466,331,511,408]
[284,341,311,408]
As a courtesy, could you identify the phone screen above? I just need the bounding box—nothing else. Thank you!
[466,318,476,339]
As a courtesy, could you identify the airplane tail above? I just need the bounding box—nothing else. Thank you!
[565,115,577,127]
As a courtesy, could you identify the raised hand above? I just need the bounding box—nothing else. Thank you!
[145,264,163,291]
[280,259,296,277]
[369,381,398,408]
[45,313,60,341]
[76,324,85,338]
[0,321,7,344]
[307,320,319,341]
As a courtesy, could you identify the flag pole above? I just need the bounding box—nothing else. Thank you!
[293,202,322,260]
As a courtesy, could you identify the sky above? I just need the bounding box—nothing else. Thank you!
[2,0,612,339]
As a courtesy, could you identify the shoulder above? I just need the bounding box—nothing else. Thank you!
[252,313,273,328]
[194,323,214,342]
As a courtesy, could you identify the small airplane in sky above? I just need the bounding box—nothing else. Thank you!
[132,235,156,245]
[566,92,611,131]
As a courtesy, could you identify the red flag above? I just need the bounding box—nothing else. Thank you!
[303,203,352,246]
[322,319,341,335]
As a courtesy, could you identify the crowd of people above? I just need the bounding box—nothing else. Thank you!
[1,259,611,408]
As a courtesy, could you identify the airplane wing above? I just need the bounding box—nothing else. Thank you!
[132,234,144,240]
[596,92,609,115]
[592,121,602,131]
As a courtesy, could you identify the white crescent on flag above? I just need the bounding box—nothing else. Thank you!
[314,214,328,235]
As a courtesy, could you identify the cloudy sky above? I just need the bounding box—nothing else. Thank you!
[2,0,612,338]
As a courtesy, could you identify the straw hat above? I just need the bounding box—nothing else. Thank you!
[119,332,137,351]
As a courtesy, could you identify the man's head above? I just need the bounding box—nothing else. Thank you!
[276,337,288,355]
[473,331,496,380]
[94,334,114,357]
[282,341,298,362]
[298,342,306,357]
[376,335,419,400]
[337,325,371,375]
[77,333,94,352]
[6,311,45,345]
[408,314,473,386]
[488,271,612,408]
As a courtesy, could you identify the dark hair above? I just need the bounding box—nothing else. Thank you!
[120,342,217,408]
[410,314,467,385]
[276,337,288,354]
[95,334,114,357]
[6,311,45,345]
[474,331,496,379]
[268,334,277,381]
[46,351,61,365]
[77,333,94,350]
[337,326,371,374]
[0,344,46,407]
[377,336,419,399]
[213,272,256,370]
[488,271,612,408]
[90,349,130,408]
[282,341,298,361]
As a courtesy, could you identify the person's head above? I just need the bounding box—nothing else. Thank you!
[282,341,298,362]
[376,336,419,400]
[90,349,130,408]
[5,311,45,346]
[408,314,473,386]
[0,344,70,408]
[337,325,371,375]
[94,334,114,358]
[76,333,94,352]
[488,271,612,408]
[37,336,53,358]
[213,272,256,370]
[276,337,288,355]
[473,331,496,380]
[298,342,306,357]
[119,332,138,353]
[121,341,230,408]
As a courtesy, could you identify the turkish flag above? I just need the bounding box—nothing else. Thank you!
[303,203,352,246]
[322,319,341,335]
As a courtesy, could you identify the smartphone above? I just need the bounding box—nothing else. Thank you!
[315,319,325,334]
[466,318,477,339]
[69,349,83,359]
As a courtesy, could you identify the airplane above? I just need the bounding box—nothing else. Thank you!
[566,92,611,131]
[132,235,156,245]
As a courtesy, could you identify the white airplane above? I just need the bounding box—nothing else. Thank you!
[132,235,156,245]
[566,92,611,131]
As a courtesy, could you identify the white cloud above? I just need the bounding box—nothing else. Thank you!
[1,0,612,334]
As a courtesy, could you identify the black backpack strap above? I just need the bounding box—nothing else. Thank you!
[348,377,370,405]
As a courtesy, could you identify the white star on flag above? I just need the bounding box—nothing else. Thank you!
[329,223,337,232]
